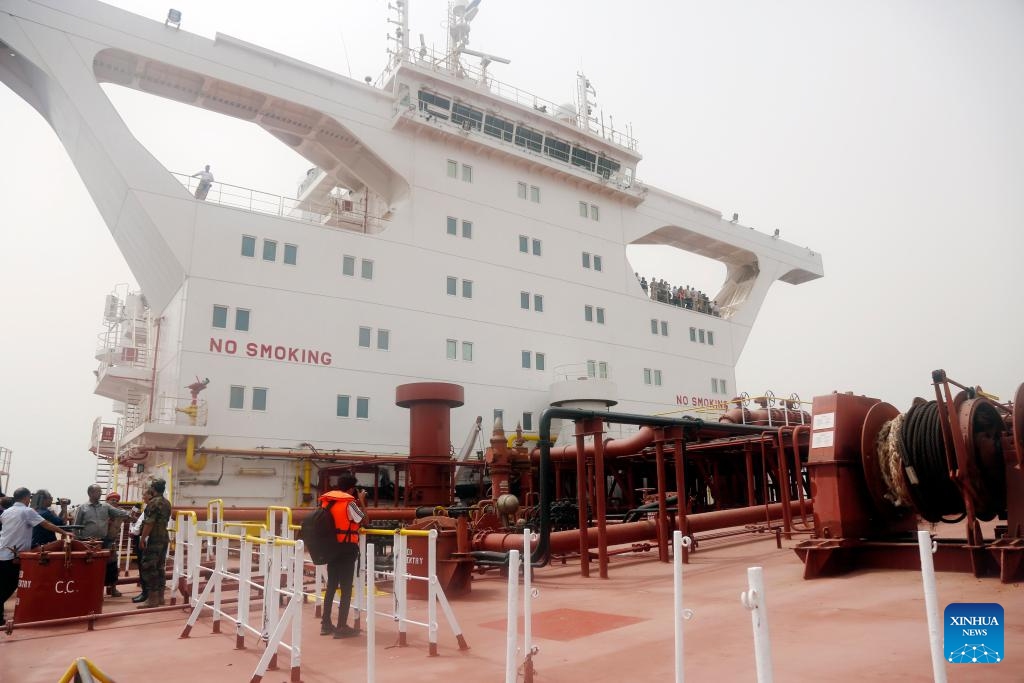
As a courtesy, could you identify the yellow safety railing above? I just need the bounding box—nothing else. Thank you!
[57,657,115,683]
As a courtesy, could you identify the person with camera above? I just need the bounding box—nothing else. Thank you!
[30,490,69,547]
[1,487,75,626]
[74,484,130,597]
[318,473,366,639]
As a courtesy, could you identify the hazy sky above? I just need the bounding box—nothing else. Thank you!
[2,0,1022,500]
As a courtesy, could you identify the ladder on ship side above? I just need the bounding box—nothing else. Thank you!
[94,456,114,494]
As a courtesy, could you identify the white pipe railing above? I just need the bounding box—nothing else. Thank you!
[672,530,695,683]
[918,530,948,683]
[366,542,376,683]
[740,566,774,683]
[505,549,521,683]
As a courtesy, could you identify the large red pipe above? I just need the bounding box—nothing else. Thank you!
[531,426,657,462]
[474,500,809,554]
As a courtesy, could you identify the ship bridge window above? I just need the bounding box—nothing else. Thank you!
[597,156,621,179]
[484,114,514,142]
[252,387,267,411]
[262,239,277,262]
[514,125,543,153]
[543,136,571,163]
[235,308,250,332]
[283,243,298,265]
[452,103,483,131]
[571,146,597,172]
[241,235,256,258]
[418,90,450,119]
[356,396,369,419]
[229,385,245,410]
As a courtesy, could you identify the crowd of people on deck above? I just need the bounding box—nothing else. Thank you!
[637,273,722,316]
[0,478,171,625]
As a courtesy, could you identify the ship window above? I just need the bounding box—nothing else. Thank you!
[447,216,457,235]
[212,305,228,329]
[520,292,530,309]
[711,378,719,394]
[597,156,621,179]
[535,352,545,371]
[708,331,715,346]
[522,412,533,431]
[698,328,705,343]
[582,252,591,268]
[484,114,514,142]
[544,136,570,163]
[514,125,543,152]
[462,164,473,183]
[579,201,588,218]
[263,239,277,262]
[377,329,390,351]
[521,350,531,369]
[661,321,669,337]
[447,159,458,178]
[283,243,298,265]
[358,326,372,348]
[336,394,350,417]
[585,305,593,322]
[494,408,504,423]
[241,235,256,258]
[654,370,662,386]
[418,90,450,118]
[588,360,597,378]
[530,185,540,203]
[517,181,528,199]
[361,259,374,280]
[446,339,457,360]
[342,255,356,276]
[447,276,457,296]
[590,204,600,221]
[462,279,473,298]
[252,387,267,411]
[518,235,529,253]
[356,396,369,419]
[594,255,603,271]
[596,307,605,324]
[235,308,250,332]
[650,319,658,335]
[462,220,472,238]
[229,385,245,410]
[689,327,697,342]
[534,294,543,312]
[720,379,727,394]
[532,238,542,256]
[643,368,652,385]
[452,103,483,131]
[571,146,596,172]
[462,341,473,361]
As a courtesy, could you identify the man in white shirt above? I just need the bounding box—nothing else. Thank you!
[0,487,73,625]
[192,164,214,200]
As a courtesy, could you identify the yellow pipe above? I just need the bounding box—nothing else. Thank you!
[154,462,174,504]
[507,433,540,448]
[303,459,312,499]
[184,434,207,471]
[266,505,293,533]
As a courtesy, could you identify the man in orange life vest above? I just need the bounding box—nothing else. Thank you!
[320,473,366,638]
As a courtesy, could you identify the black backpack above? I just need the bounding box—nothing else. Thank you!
[301,501,338,565]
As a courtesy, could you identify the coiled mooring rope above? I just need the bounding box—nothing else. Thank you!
[875,401,965,523]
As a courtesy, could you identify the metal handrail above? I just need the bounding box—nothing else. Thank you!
[172,172,386,233]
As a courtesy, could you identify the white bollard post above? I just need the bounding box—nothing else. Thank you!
[523,530,532,669]
[395,531,408,646]
[366,542,376,683]
[672,531,694,683]
[506,549,521,683]
[918,530,947,683]
[740,566,774,683]
[428,530,438,656]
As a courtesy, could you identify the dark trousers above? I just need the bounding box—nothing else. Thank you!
[322,543,359,627]
[140,543,168,592]
[0,560,19,612]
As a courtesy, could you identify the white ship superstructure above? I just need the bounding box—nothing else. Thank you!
[0,1,822,505]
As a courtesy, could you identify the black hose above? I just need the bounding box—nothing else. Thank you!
[900,401,964,522]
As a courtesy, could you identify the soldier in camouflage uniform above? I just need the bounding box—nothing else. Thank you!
[136,479,171,608]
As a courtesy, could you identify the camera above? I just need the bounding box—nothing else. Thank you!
[57,498,71,505]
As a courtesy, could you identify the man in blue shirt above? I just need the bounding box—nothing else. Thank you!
[0,487,73,625]
[31,489,68,547]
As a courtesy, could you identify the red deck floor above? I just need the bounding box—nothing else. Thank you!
[2,533,1021,682]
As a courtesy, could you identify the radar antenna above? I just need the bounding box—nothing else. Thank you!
[446,0,510,81]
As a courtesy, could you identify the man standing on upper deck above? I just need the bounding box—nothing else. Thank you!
[191,164,214,200]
